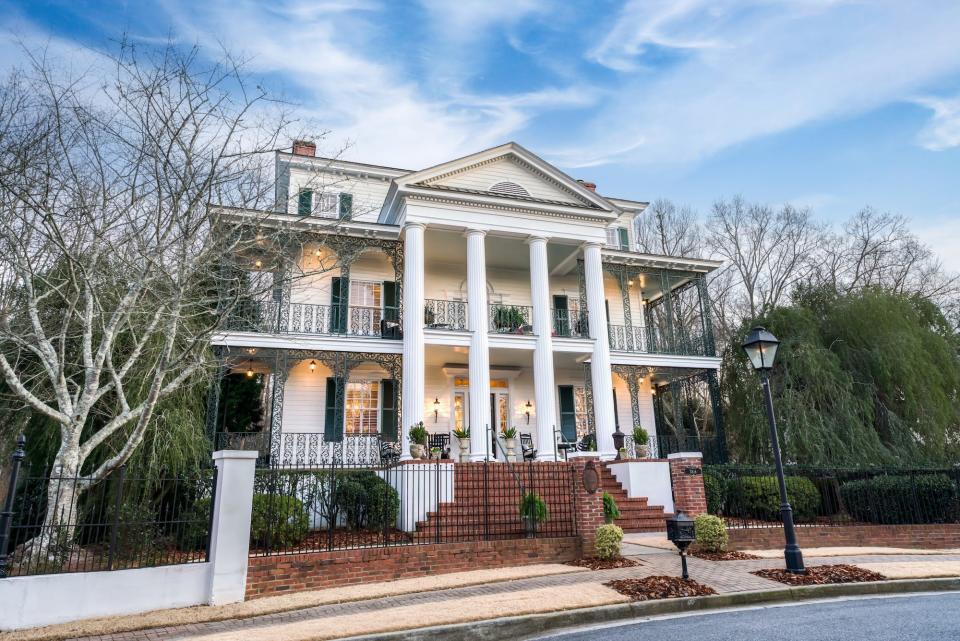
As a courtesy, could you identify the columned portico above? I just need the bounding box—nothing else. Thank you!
[466,229,492,460]
[527,235,557,459]
[584,242,617,457]
[401,222,426,458]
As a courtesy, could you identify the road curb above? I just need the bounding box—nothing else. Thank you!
[340,577,960,641]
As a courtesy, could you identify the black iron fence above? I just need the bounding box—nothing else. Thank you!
[656,434,727,464]
[424,299,468,330]
[249,460,577,557]
[552,308,589,338]
[0,437,215,578]
[224,300,401,338]
[607,324,710,356]
[488,304,534,335]
[704,465,960,529]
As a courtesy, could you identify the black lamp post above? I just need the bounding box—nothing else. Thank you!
[741,326,805,574]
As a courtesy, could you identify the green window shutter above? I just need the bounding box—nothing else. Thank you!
[298,189,313,215]
[380,379,398,442]
[558,385,577,442]
[382,280,398,322]
[617,227,629,250]
[338,193,353,220]
[324,377,345,442]
[330,277,349,333]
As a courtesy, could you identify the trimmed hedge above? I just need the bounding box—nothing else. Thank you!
[703,471,726,515]
[335,471,401,531]
[595,524,624,560]
[840,473,959,525]
[250,494,309,550]
[694,514,728,552]
[725,475,821,522]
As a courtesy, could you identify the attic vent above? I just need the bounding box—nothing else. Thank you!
[489,181,530,197]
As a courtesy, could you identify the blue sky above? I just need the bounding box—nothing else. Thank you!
[3,0,960,267]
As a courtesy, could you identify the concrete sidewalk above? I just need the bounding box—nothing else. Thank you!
[7,544,960,641]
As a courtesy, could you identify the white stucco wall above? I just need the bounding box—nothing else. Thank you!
[607,460,674,513]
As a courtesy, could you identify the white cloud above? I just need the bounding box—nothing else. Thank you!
[558,0,960,166]
[914,94,960,151]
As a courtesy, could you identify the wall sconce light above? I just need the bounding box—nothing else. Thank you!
[524,400,532,424]
[434,397,440,422]
[309,360,317,372]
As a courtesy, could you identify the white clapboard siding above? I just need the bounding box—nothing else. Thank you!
[286,167,391,222]
[428,157,584,206]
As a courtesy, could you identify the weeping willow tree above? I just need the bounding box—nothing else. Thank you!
[723,287,960,465]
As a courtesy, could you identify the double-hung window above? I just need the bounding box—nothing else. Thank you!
[606,226,630,251]
[349,280,383,335]
[345,381,380,434]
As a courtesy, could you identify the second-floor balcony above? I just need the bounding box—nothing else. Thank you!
[226,301,401,339]
[607,323,712,357]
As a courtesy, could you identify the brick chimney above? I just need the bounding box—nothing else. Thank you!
[292,140,316,157]
[577,179,597,192]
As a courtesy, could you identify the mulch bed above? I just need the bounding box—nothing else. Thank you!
[567,557,640,570]
[753,564,887,585]
[606,576,717,600]
[691,550,761,561]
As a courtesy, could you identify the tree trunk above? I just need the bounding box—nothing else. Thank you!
[17,452,85,569]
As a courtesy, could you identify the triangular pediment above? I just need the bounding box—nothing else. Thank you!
[395,143,615,212]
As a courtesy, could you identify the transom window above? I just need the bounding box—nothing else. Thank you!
[345,381,380,434]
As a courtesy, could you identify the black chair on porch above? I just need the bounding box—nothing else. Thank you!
[379,437,401,465]
[520,433,537,461]
[428,433,451,459]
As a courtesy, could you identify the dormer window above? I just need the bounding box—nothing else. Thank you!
[606,226,630,251]
[296,189,353,219]
[489,181,530,198]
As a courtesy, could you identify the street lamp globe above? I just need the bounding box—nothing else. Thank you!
[741,326,780,372]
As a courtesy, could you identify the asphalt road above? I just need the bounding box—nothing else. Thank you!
[533,593,960,641]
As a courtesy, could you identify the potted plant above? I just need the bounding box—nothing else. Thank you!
[409,422,428,459]
[633,426,650,458]
[430,446,442,460]
[452,427,470,462]
[519,492,548,537]
[501,426,518,460]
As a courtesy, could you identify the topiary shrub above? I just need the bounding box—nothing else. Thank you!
[840,474,959,525]
[335,471,400,531]
[703,471,726,515]
[725,475,821,522]
[594,524,624,560]
[602,491,621,524]
[694,514,728,552]
[250,494,309,550]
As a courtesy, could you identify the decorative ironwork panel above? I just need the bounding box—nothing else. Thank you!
[424,299,467,330]
[488,303,534,334]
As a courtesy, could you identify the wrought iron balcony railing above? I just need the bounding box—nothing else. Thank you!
[224,301,401,339]
[551,308,589,338]
[424,299,468,330]
[488,304,534,335]
[607,323,711,356]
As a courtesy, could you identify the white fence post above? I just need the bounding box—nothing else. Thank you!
[207,450,257,605]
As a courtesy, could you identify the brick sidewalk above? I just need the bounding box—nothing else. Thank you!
[63,547,960,641]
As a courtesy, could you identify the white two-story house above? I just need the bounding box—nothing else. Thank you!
[208,141,724,466]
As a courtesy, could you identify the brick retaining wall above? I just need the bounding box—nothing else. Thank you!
[245,536,580,599]
[727,524,960,550]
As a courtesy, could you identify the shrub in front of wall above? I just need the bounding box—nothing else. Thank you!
[250,494,309,550]
[603,491,621,524]
[335,471,401,531]
[694,514,729,552]
[840,473,959,525]
[703,471,726,515]
[725,475,821,522]
[594,524,624,560]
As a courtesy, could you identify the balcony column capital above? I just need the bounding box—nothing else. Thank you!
[464,227,487,239]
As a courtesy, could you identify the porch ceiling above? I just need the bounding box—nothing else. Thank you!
[424,228,579,272]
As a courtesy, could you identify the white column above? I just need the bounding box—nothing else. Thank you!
[584,242,617,458]
[208,450,258,605]
[466,229,491,461]
[527,235,557,460]
[401,222,426,460]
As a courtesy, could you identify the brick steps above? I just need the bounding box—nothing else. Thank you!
[599,464,671,533]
